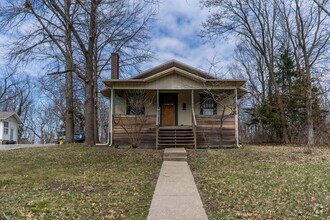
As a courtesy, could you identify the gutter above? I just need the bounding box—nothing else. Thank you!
[95,95,112,146]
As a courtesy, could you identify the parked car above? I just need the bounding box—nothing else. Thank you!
[74,133,85,143]
[6,140,16,144]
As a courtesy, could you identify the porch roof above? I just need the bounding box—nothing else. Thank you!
[101,59,248,98]
[100,87,248,98]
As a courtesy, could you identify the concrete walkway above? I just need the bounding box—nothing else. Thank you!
[147,161,208,220]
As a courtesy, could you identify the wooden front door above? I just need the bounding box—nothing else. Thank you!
[161,94,176,126]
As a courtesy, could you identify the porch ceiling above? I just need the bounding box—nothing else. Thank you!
[100,86,248,98]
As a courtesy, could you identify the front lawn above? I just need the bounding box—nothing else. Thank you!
[189,145,330,219]
[0,145,162,219]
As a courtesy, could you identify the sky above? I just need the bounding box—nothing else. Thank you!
[0,0,237,78]
[146,0,236,76]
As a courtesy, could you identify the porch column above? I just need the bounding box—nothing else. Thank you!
[156,89,159,150]
[234,88,239,146]
[191,90,194,112]
[191,89,197,149]
[156,90,159,117]
[109,88,115,146]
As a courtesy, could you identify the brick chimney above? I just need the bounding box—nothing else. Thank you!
[111,53,119,79]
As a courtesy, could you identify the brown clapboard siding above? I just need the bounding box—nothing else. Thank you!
[196,115,236,147]
[113,115,156,147]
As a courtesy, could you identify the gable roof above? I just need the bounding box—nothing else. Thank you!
[101,59,248,98]
[132,60,217,80]
[0,112,23,124]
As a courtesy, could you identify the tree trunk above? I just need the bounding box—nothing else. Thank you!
[305,66,314,147]
[65,61,74,143]
[84,0,97,146]
[64,0,74,143]
[84,61,95,146]
[93,42,99,143]
[94,78,99,143]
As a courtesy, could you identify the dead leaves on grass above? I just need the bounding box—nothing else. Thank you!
[0,146,162,219]
[189,145,330,219]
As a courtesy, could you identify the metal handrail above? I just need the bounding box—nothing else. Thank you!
[192,108,197,126]
[191,108,197,149]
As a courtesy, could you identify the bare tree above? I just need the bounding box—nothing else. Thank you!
[118,90,155,148]
[202,0,290,143]
[202,0,330,146]
[0,68,18,105]
[279,0,330,148]
[200,89,236,147]
[0,0,156,145]
[313,0,330,16]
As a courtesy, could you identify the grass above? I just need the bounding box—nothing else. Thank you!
[0,145,162,219]
[189,145,330,219]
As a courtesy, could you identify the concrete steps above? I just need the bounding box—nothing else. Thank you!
[163,148,187,161]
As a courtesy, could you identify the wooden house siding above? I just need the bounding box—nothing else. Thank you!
[196,115,236,147]
[112,115,157,147]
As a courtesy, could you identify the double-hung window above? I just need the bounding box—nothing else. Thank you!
[3,121,9,135]
[200,94,217,115]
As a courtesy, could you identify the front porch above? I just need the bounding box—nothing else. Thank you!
[110,89,239,149]
[101,59,247,148]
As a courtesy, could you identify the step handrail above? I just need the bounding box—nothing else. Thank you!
[191,108,197,149]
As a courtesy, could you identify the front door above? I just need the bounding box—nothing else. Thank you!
[161,94,176,126]
[10,128,14,141]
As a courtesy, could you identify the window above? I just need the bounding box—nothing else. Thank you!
[200,94,217,115]
[126,93,145,115]
[3,121,9,135]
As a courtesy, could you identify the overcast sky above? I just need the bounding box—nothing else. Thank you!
[0,0,237,77]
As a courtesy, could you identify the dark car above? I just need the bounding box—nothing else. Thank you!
[74,133,85,143]
[6,140,16,144]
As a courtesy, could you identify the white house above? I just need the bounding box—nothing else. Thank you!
[0,112,23,144]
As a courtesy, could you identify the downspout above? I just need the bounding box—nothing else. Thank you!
[235,88,239,146]
[95,88,113,146]
[109,88,114,146]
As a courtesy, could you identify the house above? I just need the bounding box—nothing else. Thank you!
[101,54,247,148]
[0,112,23,144]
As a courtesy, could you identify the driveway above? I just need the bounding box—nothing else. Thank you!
[0,144,58,151]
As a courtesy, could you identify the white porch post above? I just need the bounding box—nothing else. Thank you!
[191,89,197,149]
[191,90,194,116]
[156,89,159,149]
[109,88,115,146]
[157,90,159,115]
[234,88,239,146]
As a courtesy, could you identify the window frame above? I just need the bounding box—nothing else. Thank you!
[126,92,146,115]
[3,121,9,135]
[200,94,217,115]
